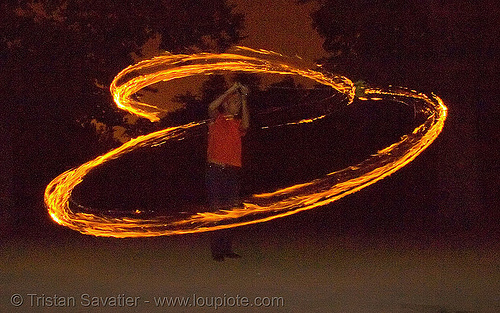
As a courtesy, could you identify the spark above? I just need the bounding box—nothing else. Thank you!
[44,47,447,237]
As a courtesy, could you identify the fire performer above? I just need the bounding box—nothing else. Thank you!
[206,81,250,261]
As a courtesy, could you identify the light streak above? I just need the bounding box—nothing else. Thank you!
[44,47,447,237]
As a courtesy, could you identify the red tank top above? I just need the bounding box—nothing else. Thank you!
[207,114,243,167]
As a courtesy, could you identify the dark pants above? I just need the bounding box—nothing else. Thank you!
[206,163,241,257]
[206,163,241,210]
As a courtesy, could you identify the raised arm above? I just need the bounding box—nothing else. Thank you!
[240,85,250,133]
[208,83,239,118]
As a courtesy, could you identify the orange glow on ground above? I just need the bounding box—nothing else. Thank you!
[44,47,447,237]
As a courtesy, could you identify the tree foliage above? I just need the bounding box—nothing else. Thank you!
[0,0,244,211]
[1,0,244,122]
[300,0,499,81]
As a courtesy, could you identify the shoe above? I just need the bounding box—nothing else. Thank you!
[224,252,241,259]
[212,254,225,262]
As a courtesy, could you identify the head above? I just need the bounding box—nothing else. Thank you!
[222,92,243,116]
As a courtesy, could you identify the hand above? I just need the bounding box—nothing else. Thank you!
[235,82,249,96]
[230,82,240,92]
[239,84,249,95]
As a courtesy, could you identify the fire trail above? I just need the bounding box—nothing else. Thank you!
[44,47,447,237]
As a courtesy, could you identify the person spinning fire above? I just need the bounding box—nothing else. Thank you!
[206,81,250,261]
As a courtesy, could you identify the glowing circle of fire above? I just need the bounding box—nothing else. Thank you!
[44,47,447,237]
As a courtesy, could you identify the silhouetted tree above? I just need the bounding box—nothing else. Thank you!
[1,0,244,125]
[298,0,431,80]
[299,0,499,83]
[0,0,244,222]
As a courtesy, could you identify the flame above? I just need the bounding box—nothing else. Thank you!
[44,47,447,237]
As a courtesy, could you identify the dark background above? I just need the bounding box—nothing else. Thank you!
[1,1,498,312]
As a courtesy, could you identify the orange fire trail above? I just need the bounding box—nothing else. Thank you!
[44,47,447,237]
